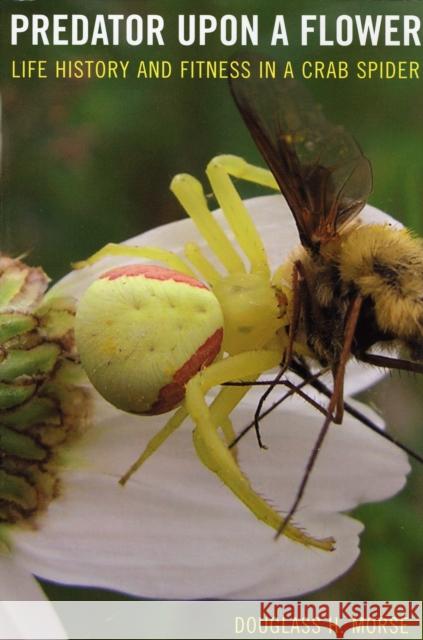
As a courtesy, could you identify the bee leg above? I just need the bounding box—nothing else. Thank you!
[282,379,329,417]
[275,294,364,540]
[290,357,423,466]
[358,352,423,375]
[226,367,330,449]
[253,260,303,448]
[332,367,345,424]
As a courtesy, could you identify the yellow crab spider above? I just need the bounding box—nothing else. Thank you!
[74,154,334,552]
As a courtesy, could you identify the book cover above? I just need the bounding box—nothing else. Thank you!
[0,0,422,638]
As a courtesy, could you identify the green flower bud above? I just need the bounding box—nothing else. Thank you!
[0,256,90,548]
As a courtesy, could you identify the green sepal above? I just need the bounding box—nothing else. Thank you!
[0,258,49,311]
[1,397,59,431]
[0,313,37,344]
[0,257,87,529]
[0,469,37,510]
[0,343,61,382]
[53,359,86,385]
[0,425,47,460]
[37,297,75,340]
[0,382,36,409]
[0,270,28,308]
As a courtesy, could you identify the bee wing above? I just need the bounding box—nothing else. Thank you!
[229,73,372,248]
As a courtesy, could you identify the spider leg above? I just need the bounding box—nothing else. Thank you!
[184,242,221,286]
[254,260,303,447]
[173,155,280,278]
[119,353,272,485]
[208,385,253,463]
[171,174,246,274]
[73,243,196,276]
[75,156,279,284]
[185,350,335,551]
[219,417,238,461]
[119,405,187,485]
[206,155,277,276]
[276,295,364,540]
[207,154,279,191]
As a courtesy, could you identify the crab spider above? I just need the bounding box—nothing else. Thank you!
[74,155,334,552]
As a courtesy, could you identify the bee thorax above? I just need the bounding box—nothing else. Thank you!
[340,224,423,360]
[285,223,423,366]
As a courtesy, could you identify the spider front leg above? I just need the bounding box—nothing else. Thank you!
[205,155,278,276]
[185,350,335,552]
[73,243,196,276]
[171,154,279,280]
[73,155,280,295]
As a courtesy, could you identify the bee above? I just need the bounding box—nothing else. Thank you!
[229,71,423,536]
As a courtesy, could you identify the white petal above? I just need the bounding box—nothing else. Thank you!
[360,203,403,229]
[12,397,408,600]
[242,401,408,511]
[342,360,385,395]
[0,556,45,600]
[82,394,408,511]
[0,557,67,639]
[13,472,362,600]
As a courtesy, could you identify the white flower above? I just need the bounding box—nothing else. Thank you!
[0,195,409,602]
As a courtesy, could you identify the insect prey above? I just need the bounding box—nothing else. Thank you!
[229,70,423,537]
